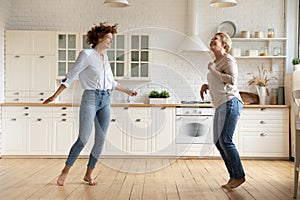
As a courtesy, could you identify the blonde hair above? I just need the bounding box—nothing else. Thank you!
[215,32,232,53]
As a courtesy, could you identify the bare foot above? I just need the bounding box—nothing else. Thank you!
[84,175,97,186]
[221,178,234,189]
[230,177,246,188]
[57,172,68,186]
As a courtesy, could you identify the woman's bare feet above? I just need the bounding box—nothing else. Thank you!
[222,177,245,189]
[83,167,97,186]
[57,165,70,186]
[83,175,97,186]
[221,178,234,189]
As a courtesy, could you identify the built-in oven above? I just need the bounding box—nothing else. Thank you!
[175,107,214,144]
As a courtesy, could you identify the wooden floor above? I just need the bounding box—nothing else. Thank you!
[0,158,297,200]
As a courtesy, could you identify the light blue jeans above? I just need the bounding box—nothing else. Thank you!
[214,97,245,179]
[65,90,111,169]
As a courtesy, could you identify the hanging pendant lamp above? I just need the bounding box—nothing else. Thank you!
[210,0,237,7]
[103,0,129,7]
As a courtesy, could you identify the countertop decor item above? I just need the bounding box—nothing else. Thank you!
[239,91,259,104]
[103,0,129,7]
[149,90,170,104]
[210,0,237,7]
[292,58,300,70]
[217,21,236,38]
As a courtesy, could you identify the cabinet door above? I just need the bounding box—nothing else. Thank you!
[2,118,27,155]
[6,55,31,91]
[32,31,55,55]
[27,117,52,155]
[103,118,127,155]
[31,55,55,91]
[52,119,77,155]
[5,30,32,55]
[151,107,175,155]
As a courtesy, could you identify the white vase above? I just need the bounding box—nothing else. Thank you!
[256,86,267,105]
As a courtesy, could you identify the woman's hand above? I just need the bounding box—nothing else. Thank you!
[128,90,137,96]
[42,95,56,104]
[200,84,209,100]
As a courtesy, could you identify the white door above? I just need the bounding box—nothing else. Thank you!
[32,31,55,55]
[5,30,32,54]
[6,55,31,91]
[31,55,55,91]
[2,118,27,155]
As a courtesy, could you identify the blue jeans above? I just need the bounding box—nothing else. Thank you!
[213,97,245,179]
[65,90,111,169]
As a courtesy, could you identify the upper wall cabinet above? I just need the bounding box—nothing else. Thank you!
[57,33,79,77]
[6,30,55,55]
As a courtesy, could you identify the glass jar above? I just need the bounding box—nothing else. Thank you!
[267,28,275,38]
[270,88,277,105]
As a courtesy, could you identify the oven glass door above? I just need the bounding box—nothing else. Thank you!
[176,116,213,144]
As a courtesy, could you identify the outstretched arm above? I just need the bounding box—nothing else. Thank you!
[115,84,137,96]
[43,84,67,104]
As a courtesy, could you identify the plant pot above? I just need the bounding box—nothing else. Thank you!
[294,64,300,71]
[149,98,168,104]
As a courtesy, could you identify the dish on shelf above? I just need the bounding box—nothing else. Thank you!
[217,21,236,38]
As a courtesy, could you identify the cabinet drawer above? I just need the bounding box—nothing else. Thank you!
[111,107,150,119]
[239,135,289,156]
[241,108,288,120]
[5,96,30,103]
[2,106,52,118]
[239,119,288,134]
[6,91,29,96]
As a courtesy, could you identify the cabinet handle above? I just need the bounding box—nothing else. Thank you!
[260,120,266,124]
[260,133,267,136]
[135,119,141,122]
[62,113,67,116]
[62,107,67,110]
[24,107,29,110]
[14,92,19,95]
[62,119,67,122]
[161,107,166,110]
[260,108,266,111]
[37,118,42,121]
[39,56,45,58]
[15,55,20,58]
[39,99,44,101]
[39,92,44,95]
[11,118,16,121]
[111,119,116,122]
[24,113,29,116]
[124,107,129,110]
[14,98,19,101]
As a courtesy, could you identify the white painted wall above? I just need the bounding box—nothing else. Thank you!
[2,0,295,104]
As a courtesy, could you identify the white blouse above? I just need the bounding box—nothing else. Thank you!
[61,49,118,90]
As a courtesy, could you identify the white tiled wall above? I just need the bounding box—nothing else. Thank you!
[2,0,288,104]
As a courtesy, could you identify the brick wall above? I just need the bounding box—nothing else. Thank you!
[3,0,287,104]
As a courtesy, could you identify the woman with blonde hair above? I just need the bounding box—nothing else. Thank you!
[200,32,245,189]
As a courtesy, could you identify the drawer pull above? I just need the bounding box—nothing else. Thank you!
[14,92,19,95]
[24,107,29,110]
[11,118,16,121]
[161,107,166,110]
[260,133,267,136]
[260,108,266,111]
[14,98,19,101]
[62,119,67,122]
[39,56,45,58]
[39,92,44,95]
[62,107,67,110]
[39,99,44,101]
[135,119,141,122]
[37,118,42,121]
[260,121,266,124]
[124,107,129,110]
[111,119,116,122]
[24,113,29,116]
[15,55,20,58]
[62,113,67,116]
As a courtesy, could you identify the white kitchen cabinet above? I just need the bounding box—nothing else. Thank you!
[125,107,152,155]
[103,107,127,155]
[5,30,56,103]
[2,106,52,155]
[150,107,175,155]
[52,106,79,155]
[238,107,289,158]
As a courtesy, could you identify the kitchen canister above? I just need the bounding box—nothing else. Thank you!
[230,48,241,57]
[241,30,250,38]
[277,86,284,105]
[270,88,277,105]
[267,28,275,38]
[254,31,264,38]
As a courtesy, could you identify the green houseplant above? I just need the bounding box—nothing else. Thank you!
[292,58,300,70]
[149,90,170,104]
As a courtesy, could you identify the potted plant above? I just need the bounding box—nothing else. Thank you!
[149,90,170,104]
[248,64,277,104]
[292,58,300,70]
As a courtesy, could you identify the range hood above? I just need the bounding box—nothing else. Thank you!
[177,0,209,52]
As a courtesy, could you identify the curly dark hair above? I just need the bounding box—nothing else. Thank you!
[86,22,118,48]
